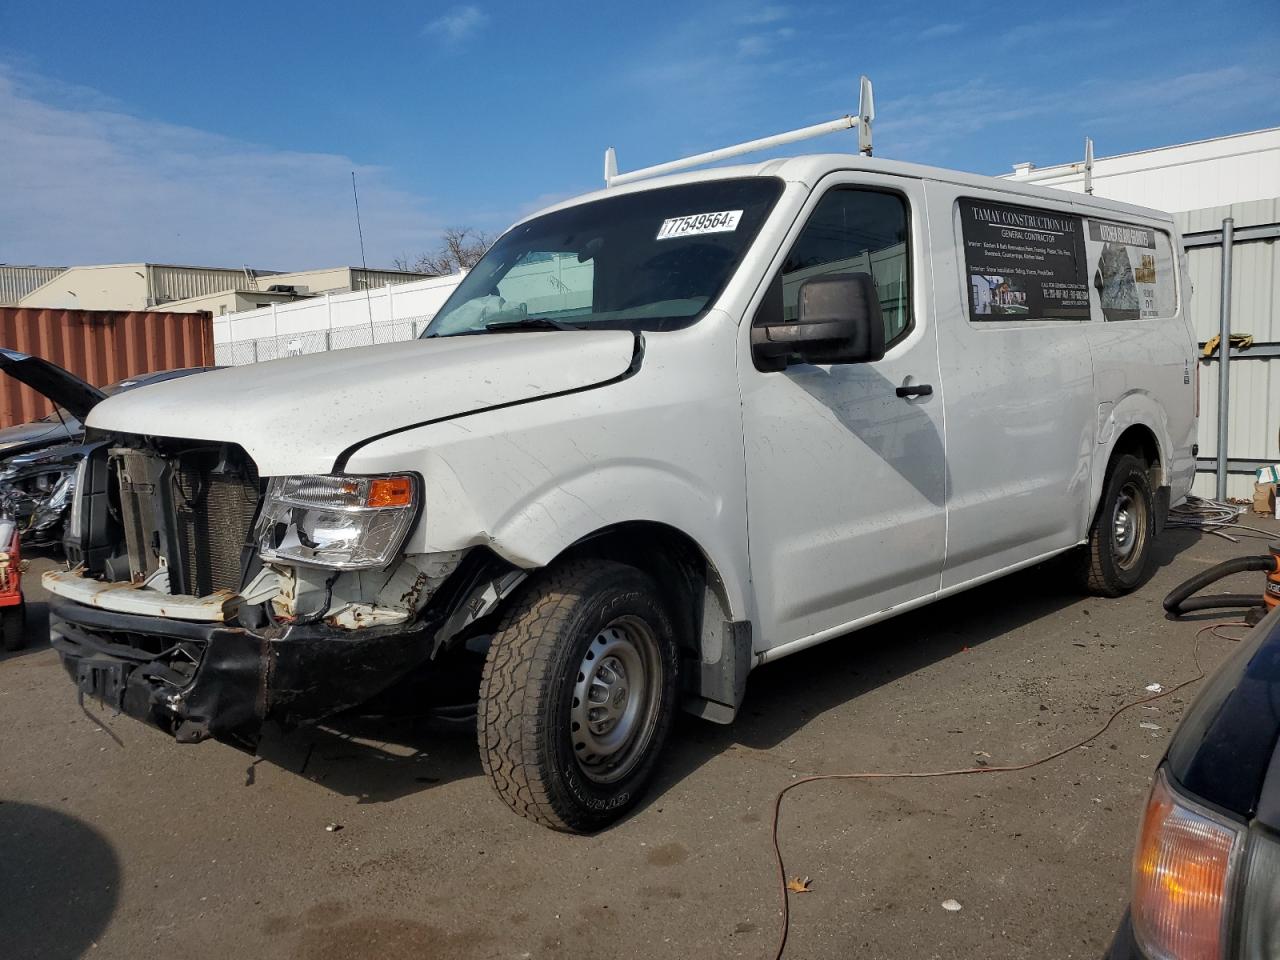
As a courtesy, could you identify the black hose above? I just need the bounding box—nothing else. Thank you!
[1164,555,1273,617]
[1166,594,1266,614]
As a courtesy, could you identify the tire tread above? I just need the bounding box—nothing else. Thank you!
[478,560,646,832]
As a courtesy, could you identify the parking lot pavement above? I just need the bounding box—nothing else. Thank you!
[3,519,1278,960]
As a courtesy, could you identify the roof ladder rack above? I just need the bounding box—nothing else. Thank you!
[604,75,875,188]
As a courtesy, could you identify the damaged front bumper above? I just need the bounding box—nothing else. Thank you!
[49,595,433,750]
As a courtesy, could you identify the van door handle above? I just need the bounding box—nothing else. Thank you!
[895,383,933,398]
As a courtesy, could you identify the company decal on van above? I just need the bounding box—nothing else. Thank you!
[959,199,1089,322]
[1087,220,1162,321]
[656,210,743,240]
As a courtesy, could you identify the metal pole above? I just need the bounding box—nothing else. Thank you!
[1216,217,1234,501]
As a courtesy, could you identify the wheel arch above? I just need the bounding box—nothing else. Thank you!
[1091,395,1171,522]
[556,521,753,723]
[554,521,728,647]
[1090,419,1168,535]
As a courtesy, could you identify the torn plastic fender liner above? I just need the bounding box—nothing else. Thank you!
[49,595,434,750]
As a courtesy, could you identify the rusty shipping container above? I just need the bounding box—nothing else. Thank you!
[0,307,214,428]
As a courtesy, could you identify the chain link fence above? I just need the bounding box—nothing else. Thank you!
[215,315,434,366]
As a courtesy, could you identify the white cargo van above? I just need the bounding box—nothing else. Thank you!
[34,109,1196,831]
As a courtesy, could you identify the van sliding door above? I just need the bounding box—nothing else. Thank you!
[926,181,1097,588]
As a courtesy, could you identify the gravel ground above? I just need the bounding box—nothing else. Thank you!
[3,517,1277,960]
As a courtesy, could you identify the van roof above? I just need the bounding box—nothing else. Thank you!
[522,152,1175,227]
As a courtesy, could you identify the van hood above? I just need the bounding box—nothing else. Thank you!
[86,331,641,475]
[0,348,106,421]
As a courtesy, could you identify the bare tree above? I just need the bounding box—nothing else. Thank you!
[395,227,493,276]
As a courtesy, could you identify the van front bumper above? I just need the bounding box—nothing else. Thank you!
[49,596,433,750]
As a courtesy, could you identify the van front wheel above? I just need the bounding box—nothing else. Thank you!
[1078,453,1156,597]
[478,560,679,832]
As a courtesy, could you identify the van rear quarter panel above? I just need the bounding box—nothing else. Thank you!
[926,182,1196,588]
[1077,213,1197,506]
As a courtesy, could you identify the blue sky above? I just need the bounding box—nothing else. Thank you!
[1,0,1276,270]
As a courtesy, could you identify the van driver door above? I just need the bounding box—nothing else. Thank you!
[740,174,946,652]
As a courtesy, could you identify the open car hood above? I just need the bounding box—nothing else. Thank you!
[0,348,106,422]
[86,330,641,476]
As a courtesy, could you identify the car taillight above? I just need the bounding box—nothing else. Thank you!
[1131,769,1244,960]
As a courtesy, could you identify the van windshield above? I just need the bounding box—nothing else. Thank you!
[422,177,783,337]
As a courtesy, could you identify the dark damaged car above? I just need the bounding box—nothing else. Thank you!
[1108,600,1280,960]
[0,351,216,545]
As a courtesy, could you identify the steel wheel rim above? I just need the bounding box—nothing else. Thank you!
[1112,481,1147,570]
[569,615,662,785]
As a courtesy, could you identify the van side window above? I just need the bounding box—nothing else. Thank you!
[958,198,1090,322]
[779,188,912,346]
[1084,220,1177,320]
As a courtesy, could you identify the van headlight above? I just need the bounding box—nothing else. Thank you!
[255,474,419,570]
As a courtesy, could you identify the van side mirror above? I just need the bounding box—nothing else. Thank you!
[751,272,886,370]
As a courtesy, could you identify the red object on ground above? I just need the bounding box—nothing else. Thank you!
[0,520,23,608]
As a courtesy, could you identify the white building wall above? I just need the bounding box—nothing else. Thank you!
[1007,128,1280,212]
[213,273,463,364]
[19,264,150,309]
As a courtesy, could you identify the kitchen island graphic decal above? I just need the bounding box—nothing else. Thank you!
[959,199,1089,322]
[1088,220,1159,321]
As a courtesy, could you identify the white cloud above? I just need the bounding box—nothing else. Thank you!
[424,5,489,44]
[737,5,791,25]
[874,62,1280,164]
[999,15,1116,47]
[0,65,446,269]
[736,25,796,58]
[918,22,962,40]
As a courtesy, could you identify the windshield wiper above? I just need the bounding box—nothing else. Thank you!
[485,317,579,333]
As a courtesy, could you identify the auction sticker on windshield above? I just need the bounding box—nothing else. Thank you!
[656,210,743,240]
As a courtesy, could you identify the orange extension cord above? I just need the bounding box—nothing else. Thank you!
[768,621,1252,960]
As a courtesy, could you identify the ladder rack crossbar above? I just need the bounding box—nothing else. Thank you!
[604,75,874,188]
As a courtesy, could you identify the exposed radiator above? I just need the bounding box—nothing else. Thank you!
[114,445,260,597]
[173,457,260,596]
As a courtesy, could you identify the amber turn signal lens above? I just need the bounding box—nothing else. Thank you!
[366,476,414,508]
[1131,770,1242,960]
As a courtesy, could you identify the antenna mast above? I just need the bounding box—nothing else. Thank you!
[351,171,376,340]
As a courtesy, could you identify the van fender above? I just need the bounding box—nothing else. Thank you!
[478,458,752,622]
[1090,389,1173,520]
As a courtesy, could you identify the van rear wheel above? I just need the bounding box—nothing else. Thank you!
[477,559,679,832]
[1078,454,1155,597]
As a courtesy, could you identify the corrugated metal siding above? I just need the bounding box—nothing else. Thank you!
[0,308,214,427]
[149,266,248,305]
[351,269,432,290]
[0,266,67,305]
[1179,198,1280,499]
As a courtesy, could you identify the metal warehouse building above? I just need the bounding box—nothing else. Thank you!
[1009,128,1280,499]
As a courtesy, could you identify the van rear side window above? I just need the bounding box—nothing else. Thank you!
[1085,219,1177,320]
[957,198,1090,322]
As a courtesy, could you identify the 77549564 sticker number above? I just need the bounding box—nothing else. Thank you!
[656,210,743,240]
